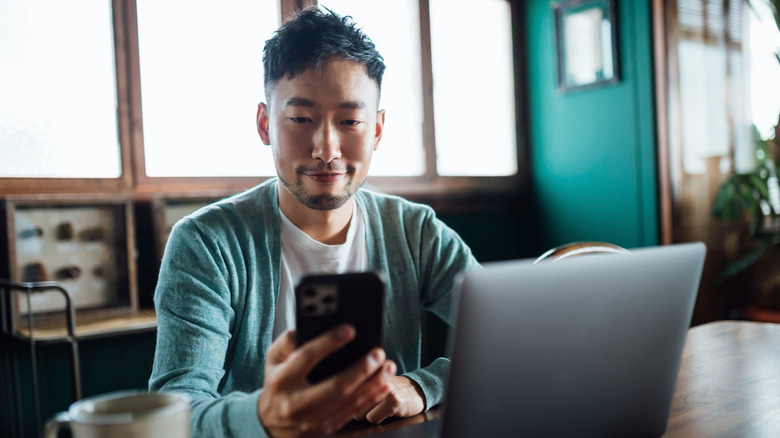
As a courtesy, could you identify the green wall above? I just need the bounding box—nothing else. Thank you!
[525,0,659,250]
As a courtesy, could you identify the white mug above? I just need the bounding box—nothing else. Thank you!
[43,390,190,438]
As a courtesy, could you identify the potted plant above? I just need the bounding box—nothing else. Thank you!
[711,0,780,321]
[711,126,780,320]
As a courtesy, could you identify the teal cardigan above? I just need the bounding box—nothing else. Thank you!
[149,179,479,437]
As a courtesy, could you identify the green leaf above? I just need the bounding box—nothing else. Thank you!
[749,173,770,200]
[771,0,780,34]
[717,243,771,282]
[712,178,740,219]
[736,182,758,214]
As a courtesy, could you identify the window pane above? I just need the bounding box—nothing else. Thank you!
[749,0,780,141]
[0,1,121,178]
[430,0,518,176]
[677,41,731,174]
[319,0,426,176]
[137,0,279,177]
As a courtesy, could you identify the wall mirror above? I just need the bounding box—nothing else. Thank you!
[553,0,619,92]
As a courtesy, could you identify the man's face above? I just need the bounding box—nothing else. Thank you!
[257,58,384,211]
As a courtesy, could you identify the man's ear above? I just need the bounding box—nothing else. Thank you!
[373,109,385,151]
[257,103,271,145]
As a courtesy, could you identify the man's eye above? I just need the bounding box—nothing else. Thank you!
[290,117,310,123]
[342,120,363,126]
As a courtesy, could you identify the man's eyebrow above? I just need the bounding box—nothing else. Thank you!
[283,97,315,107]
[282,97,368,110]
[338,100,367,110]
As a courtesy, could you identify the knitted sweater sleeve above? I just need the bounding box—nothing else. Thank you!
[403,207,480,409]
[148,217,268,438]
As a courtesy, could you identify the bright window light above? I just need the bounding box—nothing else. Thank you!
[137,0,279,177]
[0,0,121,178]
[430,0,518,176]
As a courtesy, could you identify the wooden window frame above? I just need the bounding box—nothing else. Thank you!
[1,0,528,204]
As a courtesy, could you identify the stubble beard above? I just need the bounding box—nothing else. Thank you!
[279,166,359,211]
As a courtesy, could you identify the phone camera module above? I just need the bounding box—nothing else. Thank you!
[300,284,339,317]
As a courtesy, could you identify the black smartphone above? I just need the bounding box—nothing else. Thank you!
[295,272,385,384]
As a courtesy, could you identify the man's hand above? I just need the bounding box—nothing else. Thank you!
[258,326,397,438]
[353,376,426,424]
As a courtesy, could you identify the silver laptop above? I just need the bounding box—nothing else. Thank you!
[366,242,705,438]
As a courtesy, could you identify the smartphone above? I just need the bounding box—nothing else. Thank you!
[295,272,385,384]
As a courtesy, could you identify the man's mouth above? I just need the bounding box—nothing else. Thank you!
[302,171,346,183]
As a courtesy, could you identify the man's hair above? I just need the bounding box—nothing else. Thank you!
[262,7,385,103]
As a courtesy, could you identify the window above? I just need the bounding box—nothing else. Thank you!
[0,1,121,179]
[674,0,750,174]
[0,0,523,196]
[661,0,780,244]
[429,0,517,176]
[136,0,279,178]
[748,0,780,142]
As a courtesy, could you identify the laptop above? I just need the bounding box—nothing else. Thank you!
[366,242,706,438]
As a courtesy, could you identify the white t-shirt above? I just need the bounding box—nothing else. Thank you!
[272,203,368,339]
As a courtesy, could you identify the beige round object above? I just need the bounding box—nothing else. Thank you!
[43,390,190,438]
[534,241,630,264]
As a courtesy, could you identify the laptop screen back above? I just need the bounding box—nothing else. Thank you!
[441,243,705,438]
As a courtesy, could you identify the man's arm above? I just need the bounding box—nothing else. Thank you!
[404,210,480,409]
[149,218,269,437]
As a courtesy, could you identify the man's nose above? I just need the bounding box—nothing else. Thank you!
[312,122,341,163]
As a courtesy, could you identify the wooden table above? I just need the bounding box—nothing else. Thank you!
[664,320,780,437]
[335,320,780,437]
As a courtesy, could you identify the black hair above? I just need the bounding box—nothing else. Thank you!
[262,7,385,103]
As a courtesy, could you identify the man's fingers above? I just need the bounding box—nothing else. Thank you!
[351,365,390,422]
[328,348,387,395]
[265,329,297,366]
[262,327,398,435]
[302,348,391,411]
[322,361,397,431]
[271,357,395,435]
[365,397,395,424]
[264,325,355,395]
[286,324,356,376]
[358,374,426,425]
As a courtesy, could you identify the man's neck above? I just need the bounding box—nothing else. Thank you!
[278,185,354,245]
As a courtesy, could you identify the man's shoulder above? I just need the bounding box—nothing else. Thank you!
[356,186,441,238]
[193,179,274,213]
[357,186,433,216]
[176,179,278,234]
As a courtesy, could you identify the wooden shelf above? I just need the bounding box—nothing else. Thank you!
[15,310,157,342]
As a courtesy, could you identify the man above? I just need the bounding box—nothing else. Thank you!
[149,7,478,437]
